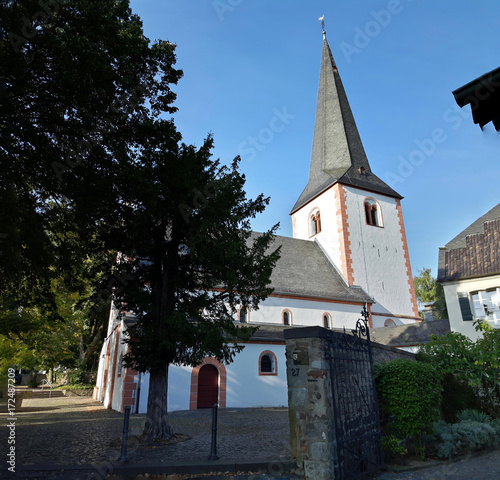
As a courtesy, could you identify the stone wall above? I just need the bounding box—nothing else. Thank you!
[371,341,416,364]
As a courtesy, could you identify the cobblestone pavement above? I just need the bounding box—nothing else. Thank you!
[2,392,291,479]
[2,392,500,480]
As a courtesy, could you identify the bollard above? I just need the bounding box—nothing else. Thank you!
[208,403,219,460]
[119,405,131,462]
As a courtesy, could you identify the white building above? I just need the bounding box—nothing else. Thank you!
[438,202,500,341]
[94,32,420,413]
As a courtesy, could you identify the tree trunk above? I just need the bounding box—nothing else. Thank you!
[143,363,175,441]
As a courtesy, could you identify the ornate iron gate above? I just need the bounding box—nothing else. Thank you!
[325,307,383,479]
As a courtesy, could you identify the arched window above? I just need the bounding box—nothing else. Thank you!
[282,309,292,325]
[323,313,332,329]
[384,318,396,327]
[259,350,278,376]
[309,209,322,236]
[239,307,249,323]
[364,198,382,227]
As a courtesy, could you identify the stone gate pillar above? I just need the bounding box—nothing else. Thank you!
[285,323,383,480]
[285,326,337,479]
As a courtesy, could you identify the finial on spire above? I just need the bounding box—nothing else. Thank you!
[318,15,325,33]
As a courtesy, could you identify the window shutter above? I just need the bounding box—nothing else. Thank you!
[458,293,473,321]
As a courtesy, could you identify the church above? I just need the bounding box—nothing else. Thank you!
[94,32,420,413]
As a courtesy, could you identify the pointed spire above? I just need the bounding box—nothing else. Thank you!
[291,33,401,214]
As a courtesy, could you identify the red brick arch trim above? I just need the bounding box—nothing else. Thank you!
[334,184,355,285]
[258,350,278,376]
[190,357,227,410]
[322,312,332,329]
[395,199,420,318]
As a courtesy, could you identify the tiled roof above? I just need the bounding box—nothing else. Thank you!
[257,233,373,304]
[438,203,500,281]
[370,319,450,347]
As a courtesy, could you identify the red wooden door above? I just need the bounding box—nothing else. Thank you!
[197,364,219,408]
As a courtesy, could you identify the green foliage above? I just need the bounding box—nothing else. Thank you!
[55,384,94,390]
[439,374,481,423]
[27,379,39,388]
[66,369,89,385]
[435,419,498,459]
[0,266,112,375]
[457,409,492,424]
[420,330,500,416]
[382,435,408,462]
[1,0,280,440]
[413,268,448,319]
[375,359,442,456]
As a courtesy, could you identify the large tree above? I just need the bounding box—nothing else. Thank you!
[1,0,182,299]
[1,0,181,373]
[413,268,448,320]
[1,0,280,440]
[115,126,280,440]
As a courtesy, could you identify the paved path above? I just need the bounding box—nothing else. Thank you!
[1,391,291,479]
[1,391,500,479]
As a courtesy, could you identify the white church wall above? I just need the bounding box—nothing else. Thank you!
[248,295,364,330]
[110,325,130,412]
[292,187,343,273]
[343,186,415,319]
[370,315,411,329]
[225,343,287,408]
[167,365,192,412]
[94,338,108,402]
[102,323,120,409]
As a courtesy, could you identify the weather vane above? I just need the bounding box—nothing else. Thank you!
[318,15,325,31]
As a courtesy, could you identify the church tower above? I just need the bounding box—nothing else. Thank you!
[291,32,419,327]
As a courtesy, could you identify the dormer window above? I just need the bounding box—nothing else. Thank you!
[364,199,382,227]
[310,209,322,236]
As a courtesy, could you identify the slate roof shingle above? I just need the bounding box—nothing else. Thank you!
[291,33,401,214]
[254,232,372,304]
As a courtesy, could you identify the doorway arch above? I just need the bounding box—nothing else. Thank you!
[190,357,227,410]
[197,364,218,408]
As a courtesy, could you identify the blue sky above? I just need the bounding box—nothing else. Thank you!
[129,0,499,277]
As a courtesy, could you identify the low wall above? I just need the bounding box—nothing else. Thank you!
[371,341,416,364]
[62,388,94,397]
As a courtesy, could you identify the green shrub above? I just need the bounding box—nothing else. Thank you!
[435,420,497,459]
[457,409,491,424]
[440,374,481,423]
[66,369,90,385]
[27,379,38,388]
[375,359,442,457]
[382,435,408,463]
